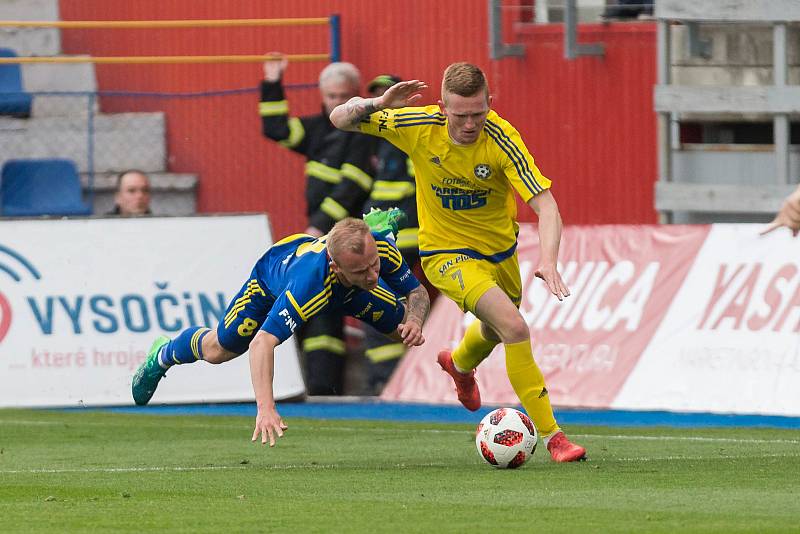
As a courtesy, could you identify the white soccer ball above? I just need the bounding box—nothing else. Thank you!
[475,408,538,468]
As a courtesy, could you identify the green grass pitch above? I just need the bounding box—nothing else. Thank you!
[1,409,798,533]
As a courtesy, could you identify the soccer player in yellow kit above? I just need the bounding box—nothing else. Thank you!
[331,62,585,462]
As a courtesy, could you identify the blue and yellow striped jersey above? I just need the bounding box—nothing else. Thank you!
[256,232,418,342]
[359,105,551,261]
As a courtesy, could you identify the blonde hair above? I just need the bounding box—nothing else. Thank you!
[319,62,361,90]
[327,218,370,261]
[441,62,488,102]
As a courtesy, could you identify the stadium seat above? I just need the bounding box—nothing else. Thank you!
[1,159,93,216]
[0,48,32,118]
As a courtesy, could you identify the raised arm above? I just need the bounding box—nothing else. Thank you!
[329,79,429,132]
[527,190,571,301]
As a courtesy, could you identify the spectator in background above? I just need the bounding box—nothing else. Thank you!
[762,184,800,237]
[107,169,151,216]
[259,55,376,395]
[360,74,422,394]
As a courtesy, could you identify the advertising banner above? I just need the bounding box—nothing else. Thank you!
[382,223,800,416]
[613,224,800,415]
[0,215,305,407]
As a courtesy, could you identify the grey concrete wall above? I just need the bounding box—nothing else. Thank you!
[0,0,60,56]
[0,113,166,173]
[22,61,98,117]
[672,24,800,87]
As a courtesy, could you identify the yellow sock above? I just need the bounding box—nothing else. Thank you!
[451,320,499,372]
[504,340,559,437]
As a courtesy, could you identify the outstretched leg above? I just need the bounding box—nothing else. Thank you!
[132,275,269,405]
[131,327,240,406]
[475,287,586,462]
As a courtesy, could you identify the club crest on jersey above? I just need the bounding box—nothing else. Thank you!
[474,164,492,180]
[430,156,442,166]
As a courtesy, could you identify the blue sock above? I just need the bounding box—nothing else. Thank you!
[158,327,210,369]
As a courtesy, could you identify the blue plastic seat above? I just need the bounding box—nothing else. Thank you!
[0,48,32,117]
[1,159,92,216]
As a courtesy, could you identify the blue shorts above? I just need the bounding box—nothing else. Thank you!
[217,276,406,355]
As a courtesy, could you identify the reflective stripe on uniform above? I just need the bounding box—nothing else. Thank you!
[306,161,342,184]
[365,343,406,363]
[303,335,346,355]
[258,100,289,116]
[320,197,348,221]
[340,163,373,192]
[396,228,419,249]
[369,180,415,201]
[279,117,305,148]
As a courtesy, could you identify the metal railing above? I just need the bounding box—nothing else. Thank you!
[0,16,341,64]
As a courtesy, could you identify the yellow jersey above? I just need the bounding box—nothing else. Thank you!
[359,105,551,261]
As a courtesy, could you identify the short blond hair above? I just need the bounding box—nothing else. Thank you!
[441,62,488,101]
[327,218,370,261]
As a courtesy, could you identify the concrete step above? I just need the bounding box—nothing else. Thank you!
[82,172,198,216]
[0,0,61,56]
[21,59,98,117]
[0,112,166,173]
[7,60,101,118]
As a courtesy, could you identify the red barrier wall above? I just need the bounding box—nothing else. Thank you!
[58,1,657,238]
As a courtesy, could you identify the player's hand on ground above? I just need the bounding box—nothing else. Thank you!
[263,52,288,82]
[397,319,425,347]
[761,190,800,237]
[535,264,571,301]
[377,80,427,110]
[251,407,287,447]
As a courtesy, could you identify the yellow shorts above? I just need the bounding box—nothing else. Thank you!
[421,252,522,313]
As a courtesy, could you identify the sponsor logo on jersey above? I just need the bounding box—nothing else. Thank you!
[437,254,473,276]
[474,164,492,180]
[431,184,490,211]
[278,308,297,332]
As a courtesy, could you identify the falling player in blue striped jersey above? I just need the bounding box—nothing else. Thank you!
[132,214,429,446]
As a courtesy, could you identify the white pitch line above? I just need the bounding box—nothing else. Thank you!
[573,434,800,445]
[0,465,248,474]
[600,452,800,462]
[0,461,448,475]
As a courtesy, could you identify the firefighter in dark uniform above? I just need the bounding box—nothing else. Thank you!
[260,55,374,395]
[361,74,421,394]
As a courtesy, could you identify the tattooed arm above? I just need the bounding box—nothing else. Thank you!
[329,97,380,131]
[394,284,430,347]
[329,80,429,132]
